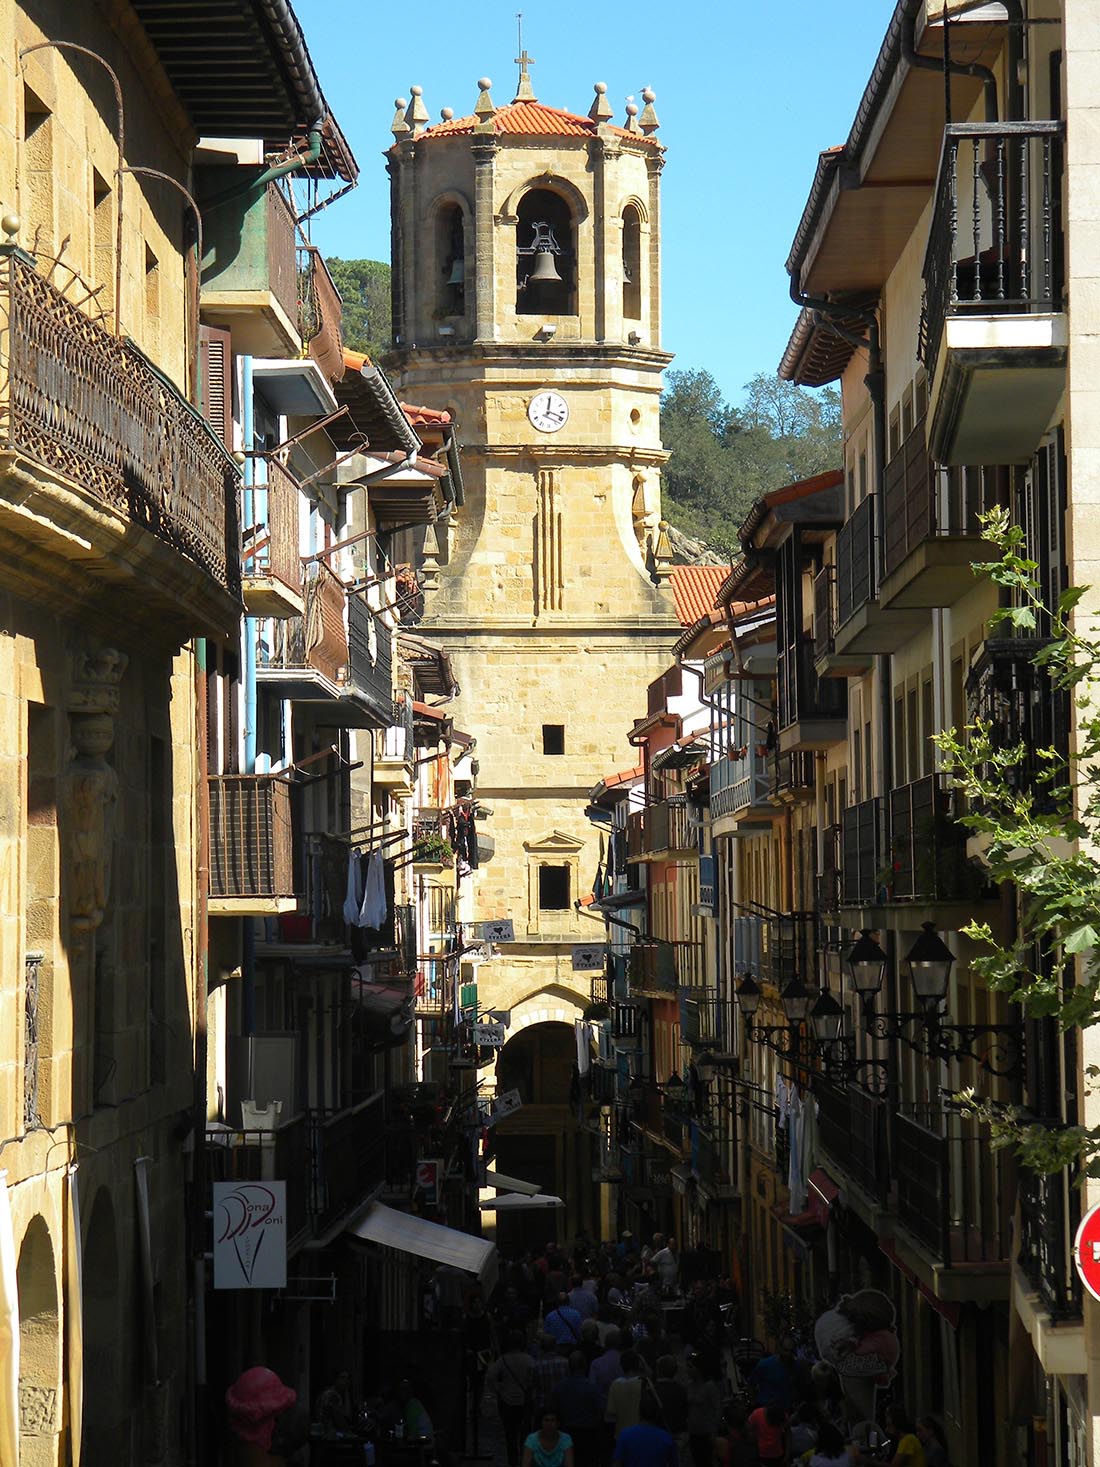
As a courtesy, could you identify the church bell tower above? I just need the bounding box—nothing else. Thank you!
[386,58,680,1219]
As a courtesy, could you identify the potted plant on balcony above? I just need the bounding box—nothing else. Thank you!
[413,830,454,868]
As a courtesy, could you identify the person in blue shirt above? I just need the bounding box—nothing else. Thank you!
[545,1294,585,1351]
[612,1392,678,1467]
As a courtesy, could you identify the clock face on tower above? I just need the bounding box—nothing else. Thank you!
[528,390,569,433]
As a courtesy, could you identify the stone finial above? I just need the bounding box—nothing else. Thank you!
[474,78,496,124]
[624,100,640,135]
[420,524,441,593]
[588,81,613,123]
[652,520,674,583]
[405,84,429,136]
[440,107,455,122]
[639,87,660,134]
[390,98,410,139]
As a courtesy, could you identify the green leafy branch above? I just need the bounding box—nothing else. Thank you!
[936,507,1100,1173]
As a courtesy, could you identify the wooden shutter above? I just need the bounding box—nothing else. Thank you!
[199,324,233,447]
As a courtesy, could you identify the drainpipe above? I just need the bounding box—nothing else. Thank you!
[901,9,999,122]
[192,636,211,1467]
[203,124,324,214]
[242,355,258,1036]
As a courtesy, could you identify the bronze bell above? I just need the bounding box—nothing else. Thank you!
[529,248,562,285]
[446,257,465,286]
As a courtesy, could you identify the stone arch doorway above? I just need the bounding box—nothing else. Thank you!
[16,1216,61,1467]
[492,1019,596,1253]
[82,1187,124,1459]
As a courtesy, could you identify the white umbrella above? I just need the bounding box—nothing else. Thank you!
[479,1192,565,1211]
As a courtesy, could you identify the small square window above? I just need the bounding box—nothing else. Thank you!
[542,724,565,755]
[538,865,570,910]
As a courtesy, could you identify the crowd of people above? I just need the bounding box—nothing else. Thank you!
[469,1235,950,1467]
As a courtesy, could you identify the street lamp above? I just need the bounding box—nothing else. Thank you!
[810,989,845,1051]
[735,973,762,1019]
[846,930,888,1009]
[905,922,955,1010]
[780,977,812,1026]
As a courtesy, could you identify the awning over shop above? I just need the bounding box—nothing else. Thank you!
[348,1202,498,1290]
[485,1170,541,1196]
[479,1193,564,1212]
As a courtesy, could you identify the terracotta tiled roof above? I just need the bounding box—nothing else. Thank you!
[602,764,644,790]
[669,565,731,627]
[413,100,662,149]
[761,467,845,510]
[400,402,451,426]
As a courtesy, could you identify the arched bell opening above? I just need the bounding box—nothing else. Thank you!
[436,203,466,320]
[622,204,642,322]
[16,1215,61,1467]
[515,189,575,316]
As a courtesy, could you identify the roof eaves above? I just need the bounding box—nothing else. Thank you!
[785,0,918,285]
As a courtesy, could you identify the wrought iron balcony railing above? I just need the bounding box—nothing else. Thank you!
[813,565,835,655]
[298,244,344,383]
[815,1082,889,1204]
[209,774,296,902]
[762,913,814,992]
[1018,1162,1082,1321]
[628,943,677,996]
[777,636,846,731]
[817,822,842,914]
[922,121,1064,381]
[243,457,300,598]
[894,1106,1011,1268]
[835,493,876,626]
[1,248,239,598]
[966,637,1069,810]
[841,797,883,906]
[888,773,978,902]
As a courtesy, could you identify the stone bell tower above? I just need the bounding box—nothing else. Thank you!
[386,60,680,1186]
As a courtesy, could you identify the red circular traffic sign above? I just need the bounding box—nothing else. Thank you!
[1074,1201,1100,1302]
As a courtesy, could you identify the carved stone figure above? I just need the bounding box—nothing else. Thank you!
[65,649,126,932]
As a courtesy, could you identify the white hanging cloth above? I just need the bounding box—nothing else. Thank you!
[788,1089,808,1214]
[343,848,364,926]
[359,850,388,930]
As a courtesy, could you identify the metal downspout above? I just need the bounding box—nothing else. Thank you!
[901,8,999,121]
[192,637,210,1466]
[242,355,257,1037]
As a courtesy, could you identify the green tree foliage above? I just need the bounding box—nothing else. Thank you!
[939,508,1100,1176]
[660,368,842,549]
[325,257,391,361]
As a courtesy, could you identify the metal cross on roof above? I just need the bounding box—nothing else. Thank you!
[513,16,537,102]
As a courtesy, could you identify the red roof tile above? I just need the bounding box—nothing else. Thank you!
[761,467,844,509]
[400,402,451,427]
[412,100,662,149]
[669,565,731,627]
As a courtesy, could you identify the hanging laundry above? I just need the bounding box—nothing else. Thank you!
[453,804,479,870]
[359,850,388,930]
[342,847,364,926]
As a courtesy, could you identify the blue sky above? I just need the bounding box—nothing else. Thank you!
[294,0,891,408]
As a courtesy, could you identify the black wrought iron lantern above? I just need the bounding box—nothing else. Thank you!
[735,973,762,1019]
[846,929,888,1005]
[780,977,812,1026]
[905,922,955,1009]
[810,988,845,1050]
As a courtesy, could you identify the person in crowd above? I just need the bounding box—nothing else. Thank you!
[464,1295,494,1414]
[788,1402,818,1458]
[651,1237,679,1292]
[225,1366,304,1466]
[315,1370,355,1436]
[612,1390,679,1467]
[604,1274,628,1311]
[570,1275,600,1320]
[684,1281,721,1347]
[551,1352,605,1467]
[747,1400,789,1467]
[578,1318,604,1368]
[589,1327,625,1410]
[606,1349,647,1439]
[748,1337,810,1413]
[850,1406,925,1467]
[488,1330,537,1467]
[523,1408,575,1467]
[533,1333,571,1418]
[713,1402,759,1467]
[916,1417,948,1467]
[652,1356,688,1440]
[808,1422,850,1467]
[394,1379,434,1441]
[690,1318,726,1391]
[546,1292,586,1351]
[685,1351,723,1467]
